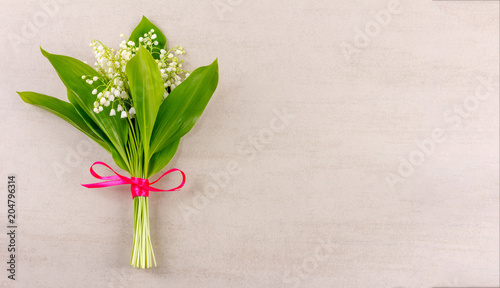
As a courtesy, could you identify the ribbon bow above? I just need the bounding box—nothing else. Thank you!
[82,161,185,199]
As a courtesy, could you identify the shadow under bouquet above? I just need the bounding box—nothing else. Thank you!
[18,16,218,269]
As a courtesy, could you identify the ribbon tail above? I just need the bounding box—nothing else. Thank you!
[82,179,129,188]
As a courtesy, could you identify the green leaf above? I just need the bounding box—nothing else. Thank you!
[112,148,130,172]
[66,89,111,147]
[129,16,167,59]
[67,89,129,171]
[40,47,130,171]
[146,139,180,178]
[150,59,219,154]
[125,46,164,157]
[18,91,110,152]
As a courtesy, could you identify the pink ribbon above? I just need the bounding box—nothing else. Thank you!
[82,161,185,199]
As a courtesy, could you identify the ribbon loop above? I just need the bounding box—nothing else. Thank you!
[82,161,186,199]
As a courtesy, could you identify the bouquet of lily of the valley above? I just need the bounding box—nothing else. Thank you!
[18,16,218,269]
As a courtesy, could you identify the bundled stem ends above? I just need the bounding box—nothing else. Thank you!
[131,196,156,268]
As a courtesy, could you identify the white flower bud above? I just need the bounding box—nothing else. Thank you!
[100,97,106,105]
[98,106,103,112]
[93,76,98,81]
[121,111,127,118]
[129,107,136,115]
[117,104,123,112]
[92,89,97,95]
[109,95,115,102]
[109,109,116,116]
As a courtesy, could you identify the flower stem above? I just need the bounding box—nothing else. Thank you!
[130,196,156,268]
